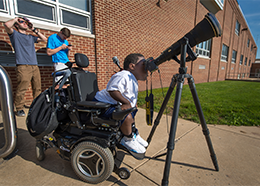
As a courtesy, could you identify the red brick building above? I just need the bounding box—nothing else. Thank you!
[0,0,257,105]
[250,59,260,78]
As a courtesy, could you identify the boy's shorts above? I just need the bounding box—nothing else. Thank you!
[93,98,137,126]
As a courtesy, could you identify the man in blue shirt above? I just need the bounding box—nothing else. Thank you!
[46,28,72,81]
[4,17,47,117]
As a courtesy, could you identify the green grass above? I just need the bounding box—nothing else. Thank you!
[137,80,260,126]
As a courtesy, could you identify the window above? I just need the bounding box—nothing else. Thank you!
[235,20,240,35]
[244,57,247,65]
[221,44,229,61]
[247,39,250,47]
[196,39,212,57]
[1,0,92,33]
[231,50,237,63]
[248,59,251,66]
[0,0,8,13]
[239,54,243,65]
[200,0,224,12]
[251,44,253,51]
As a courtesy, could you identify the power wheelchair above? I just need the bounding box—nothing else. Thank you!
[26,53,142,184]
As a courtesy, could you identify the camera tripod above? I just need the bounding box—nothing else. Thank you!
[146,38,219,186]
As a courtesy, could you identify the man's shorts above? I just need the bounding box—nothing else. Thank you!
[93,98,137,126]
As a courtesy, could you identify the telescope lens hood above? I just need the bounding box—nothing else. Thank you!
[205,12,222,37]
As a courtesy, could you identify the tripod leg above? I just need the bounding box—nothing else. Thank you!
[147,75,177,144]
[187,77,219,171]
[161,77,184,186]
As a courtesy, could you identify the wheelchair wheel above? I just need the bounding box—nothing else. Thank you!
[118,167,130,179]
[36,141,45,161]
[71,141,114,184]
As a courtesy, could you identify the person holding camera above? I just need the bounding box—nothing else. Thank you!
[46,28,72,79]
[94,53,148,154]
[4,17,47,117]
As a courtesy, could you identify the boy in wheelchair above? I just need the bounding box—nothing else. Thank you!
[26,53,148,183]
[94,53,148,154]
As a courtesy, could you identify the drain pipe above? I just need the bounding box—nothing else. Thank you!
[0,65,17,159]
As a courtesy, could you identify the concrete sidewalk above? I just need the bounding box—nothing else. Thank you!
[0,108,260,185]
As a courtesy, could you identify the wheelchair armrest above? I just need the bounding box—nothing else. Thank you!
[76,101,111,109]
[112,107,137,121]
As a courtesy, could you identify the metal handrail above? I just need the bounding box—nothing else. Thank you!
[0,65,17,159]
[226,73,251,79]
[226,72,260,79]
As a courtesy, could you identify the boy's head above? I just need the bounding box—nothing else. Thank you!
[15,17,32,31]
[59,27,71,40]
[123,53,147,81]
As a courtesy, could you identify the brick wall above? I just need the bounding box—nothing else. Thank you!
[93,0,197,91]
[250,63,260,77]
[0,0,257,105]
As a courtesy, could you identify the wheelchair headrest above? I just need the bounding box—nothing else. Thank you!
[74,53,89,68]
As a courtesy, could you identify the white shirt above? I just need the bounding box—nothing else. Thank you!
[95,70,138,107]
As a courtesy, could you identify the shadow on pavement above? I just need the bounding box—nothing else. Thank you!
[150,155,216,172]
[1,126,121,184]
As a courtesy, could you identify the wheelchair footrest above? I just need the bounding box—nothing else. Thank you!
[117,144,145,160]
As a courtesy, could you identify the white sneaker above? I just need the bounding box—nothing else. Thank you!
[135,134,148,147]
[120,136,146,154]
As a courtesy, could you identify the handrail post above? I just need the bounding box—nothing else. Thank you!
[0,65,17,159]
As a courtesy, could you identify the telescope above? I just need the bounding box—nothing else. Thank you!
[146,12,222,72]
[144,12,222,186]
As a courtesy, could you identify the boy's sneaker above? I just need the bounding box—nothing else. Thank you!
[16,110,25,117]
[120,136,146,154]
[135,133,148,147]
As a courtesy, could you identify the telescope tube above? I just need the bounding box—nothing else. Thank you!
[154,12,222,67]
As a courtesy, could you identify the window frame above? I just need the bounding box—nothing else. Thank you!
[221,44,229,62]
[239,54,243,65]
[231,50,237,63]
[13,0,57,23]
[235,20,240,36]
[1,0,93,36]
[59,5,91,31]
[196,39,212,58]
[0,0,8,13]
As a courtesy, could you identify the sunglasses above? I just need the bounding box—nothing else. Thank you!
[18,19,33,28]
[136,59,146,65]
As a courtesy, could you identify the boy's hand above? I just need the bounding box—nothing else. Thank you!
[121,103,132,110]
[60,44,68,50]
[108,90,132,110]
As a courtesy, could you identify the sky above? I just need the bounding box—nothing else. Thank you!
[237,0,260,59]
